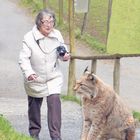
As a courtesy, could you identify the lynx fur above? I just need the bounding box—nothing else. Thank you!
[74,70,135,140]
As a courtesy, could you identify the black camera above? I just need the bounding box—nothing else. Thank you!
[57,46,67,57]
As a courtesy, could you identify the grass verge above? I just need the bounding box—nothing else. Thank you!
[61,95,81,105]
[75,28,106,53]
[0,115,32,140]
[133,111,140,122]
[107,0,140,54]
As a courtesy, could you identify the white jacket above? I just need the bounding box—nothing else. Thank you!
[19,26,67,97]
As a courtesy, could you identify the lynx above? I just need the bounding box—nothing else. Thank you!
[74,69,135,140]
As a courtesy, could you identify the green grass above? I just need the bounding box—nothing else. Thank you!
[61,95,81,105]
[0,115,33,140]
[75,29,106,53]
[133,111,140,122]
[107,0,140,54]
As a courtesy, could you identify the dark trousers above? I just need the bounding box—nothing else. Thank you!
[28,94,61,139]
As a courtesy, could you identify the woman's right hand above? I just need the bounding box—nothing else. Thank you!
[28,74,38,81]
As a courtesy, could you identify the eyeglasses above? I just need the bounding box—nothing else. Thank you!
[41,19,54,25]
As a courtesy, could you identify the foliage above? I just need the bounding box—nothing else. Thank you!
[0,115,33,140]
[20,0,43,13]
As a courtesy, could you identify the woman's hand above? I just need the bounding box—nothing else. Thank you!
[28,74,38,81]
[62,53,70,61]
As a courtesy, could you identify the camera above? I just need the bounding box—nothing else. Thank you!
[57,46,67,57]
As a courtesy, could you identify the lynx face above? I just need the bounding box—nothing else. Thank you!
[74,71,98,99]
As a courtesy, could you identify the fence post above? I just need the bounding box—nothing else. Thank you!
[59,0,63,25]
[43,0,47,9]
[91,59,97,74]
[113,58,120,94]
[68,58,75,96]
[67,0,75,96]
[106,0,113,49]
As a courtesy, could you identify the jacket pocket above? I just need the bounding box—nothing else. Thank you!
[25,76,47,94]
[25,82,48,94]
[26,76,45,84]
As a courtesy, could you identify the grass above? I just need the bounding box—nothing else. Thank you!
[107,0,140,54]
[133,111,140,122]
[0,115,33,140]
[75,29,106,53]
[61,95,81,105]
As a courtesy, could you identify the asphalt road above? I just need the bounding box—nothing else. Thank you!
[0,0,140,140]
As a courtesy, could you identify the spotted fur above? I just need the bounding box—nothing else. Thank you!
[74,71,135,140]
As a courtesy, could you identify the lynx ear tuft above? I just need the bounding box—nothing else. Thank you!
[84,66,89,73]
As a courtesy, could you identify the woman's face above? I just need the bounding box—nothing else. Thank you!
[39,15,54,36]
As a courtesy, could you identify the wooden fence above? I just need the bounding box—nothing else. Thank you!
[67,53,140,95]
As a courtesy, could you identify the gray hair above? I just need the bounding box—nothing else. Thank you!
[35,9,56,29]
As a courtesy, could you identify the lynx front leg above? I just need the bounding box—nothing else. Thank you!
[87,124,101,140]
[81,120,91,140]
[125,128,135,140]
[87,119,105,140]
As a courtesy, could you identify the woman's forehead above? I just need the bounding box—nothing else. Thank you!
[43,14,53,20]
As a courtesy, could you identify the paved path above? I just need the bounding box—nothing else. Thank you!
[0,0,140,140]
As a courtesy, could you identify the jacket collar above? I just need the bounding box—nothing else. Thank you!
[32,25,59,41]
[32,25,44,41]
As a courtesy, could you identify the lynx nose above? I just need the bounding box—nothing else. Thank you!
[73,80,81,91]
[73,85,78,91]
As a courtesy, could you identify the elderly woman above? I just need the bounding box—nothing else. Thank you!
[19,9,70,140]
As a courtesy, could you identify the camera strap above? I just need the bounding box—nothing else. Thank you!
[32,32,49,54]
